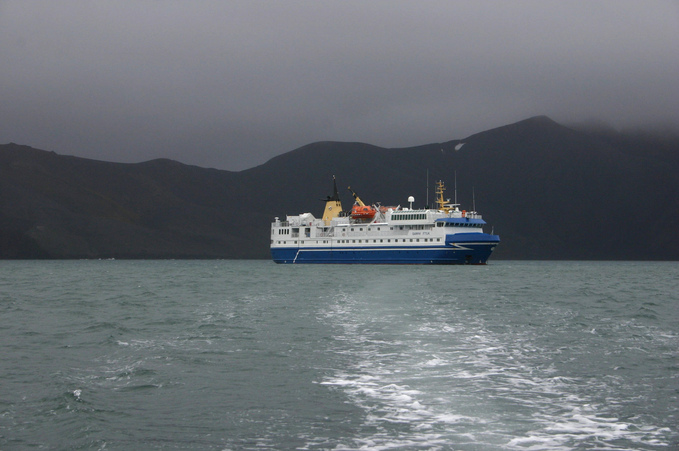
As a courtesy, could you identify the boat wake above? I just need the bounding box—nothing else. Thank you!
[318,289,675,450]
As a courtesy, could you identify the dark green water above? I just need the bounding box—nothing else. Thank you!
[1,260,677,449]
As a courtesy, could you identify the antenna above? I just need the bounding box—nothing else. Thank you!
[473,187,476,212]
[454,171,458,205]
[426,169,429,208]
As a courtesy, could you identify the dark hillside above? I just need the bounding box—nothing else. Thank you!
[1,116,678,260]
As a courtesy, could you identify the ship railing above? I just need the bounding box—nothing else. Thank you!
[450,212,483,220]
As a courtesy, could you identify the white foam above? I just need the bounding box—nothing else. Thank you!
[318,291,675,449]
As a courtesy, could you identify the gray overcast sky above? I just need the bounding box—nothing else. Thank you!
[1,1,677,170]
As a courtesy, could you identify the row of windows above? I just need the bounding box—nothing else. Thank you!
[392,213,427,221]
[273,240,329,245]
[337,238,441,244]
[443,222,480,228]
[273,238,443,245]
[345,225,430,232]
[276,224,434,235]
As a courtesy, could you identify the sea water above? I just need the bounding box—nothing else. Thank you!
[0,260,677,450]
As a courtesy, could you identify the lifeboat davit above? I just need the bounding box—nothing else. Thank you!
[350,204,377,220]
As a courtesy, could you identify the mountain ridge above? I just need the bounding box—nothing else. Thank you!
[2,116,678,260]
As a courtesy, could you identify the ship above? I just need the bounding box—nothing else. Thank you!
[270,177,500,264]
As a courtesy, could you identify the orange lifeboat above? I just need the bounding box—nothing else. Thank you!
[350,204,377,220]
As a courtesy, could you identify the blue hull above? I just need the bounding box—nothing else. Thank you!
[271,234,500,265]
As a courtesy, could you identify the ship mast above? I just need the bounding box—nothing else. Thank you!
[435,180,449,213]
[454,171,458,205]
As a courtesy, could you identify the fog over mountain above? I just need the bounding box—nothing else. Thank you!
[1,1,677,170]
